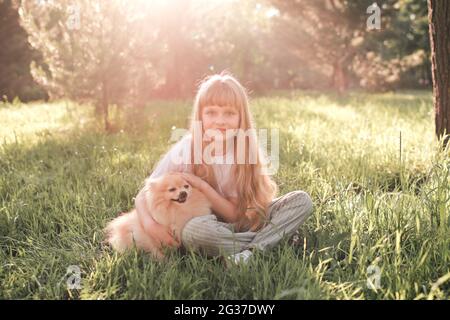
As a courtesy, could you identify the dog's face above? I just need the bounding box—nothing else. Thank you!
[148,173,192,205]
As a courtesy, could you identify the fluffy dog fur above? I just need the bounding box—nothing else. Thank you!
[105,173,211,259]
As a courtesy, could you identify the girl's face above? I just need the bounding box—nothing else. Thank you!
[201,105,240,141]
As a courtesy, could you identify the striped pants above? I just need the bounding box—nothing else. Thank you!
[181,190,314,257]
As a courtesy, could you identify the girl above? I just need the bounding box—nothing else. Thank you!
[135,72,313,265]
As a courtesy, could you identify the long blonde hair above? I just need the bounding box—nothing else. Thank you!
[189,72,277,231]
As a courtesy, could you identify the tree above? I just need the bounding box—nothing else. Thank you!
[268,0,374,93]
[195,0,278,92]
[354,0,431,91]
[150,0,277,97]
[18,0,161,130]
[427,0,450,147]
[267,0,431,92]
[0,0,46,101]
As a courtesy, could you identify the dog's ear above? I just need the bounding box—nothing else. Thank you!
[145,177,162,191]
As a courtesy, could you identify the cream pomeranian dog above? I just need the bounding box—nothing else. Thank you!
[105,173,211,259]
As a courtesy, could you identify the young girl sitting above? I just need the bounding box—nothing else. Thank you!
[135,72,313,265]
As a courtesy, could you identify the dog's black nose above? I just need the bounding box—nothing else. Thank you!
[179,191,187,199]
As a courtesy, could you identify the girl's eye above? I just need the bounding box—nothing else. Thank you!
[184,185,189,189]
[168,188,176,192]
[225,112,235,116]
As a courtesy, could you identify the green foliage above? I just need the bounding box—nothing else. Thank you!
[268,0,431,91]
[19,0,145,104]
[8,0,432,105]
[0,91,449,299]
[0,0,47,102]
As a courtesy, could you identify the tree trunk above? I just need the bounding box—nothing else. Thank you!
[331,59,348,94]
[159,0,191,99]
[330,47,356,94]
[163,37,182,98]
[101,78,111,132]
[428,0,450,147]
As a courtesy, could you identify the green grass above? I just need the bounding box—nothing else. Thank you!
[0,91,449,299]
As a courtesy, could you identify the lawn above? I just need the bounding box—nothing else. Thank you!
[0,91,449,299]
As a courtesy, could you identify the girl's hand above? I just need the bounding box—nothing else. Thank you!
[174,172,207,191]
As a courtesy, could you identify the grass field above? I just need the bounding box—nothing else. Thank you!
[0,90,449,299]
